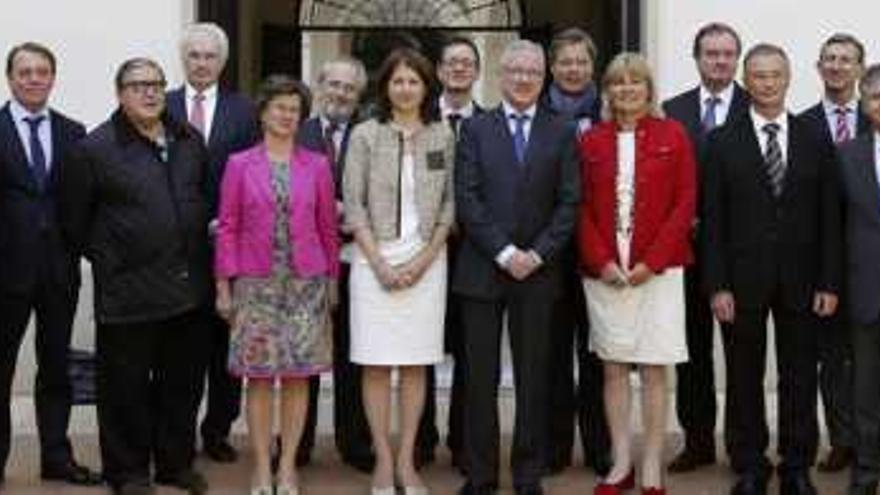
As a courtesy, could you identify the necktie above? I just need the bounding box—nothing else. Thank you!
[763,122,785,197]
[323,122,338,168]
[24,116,47,190]
[447,113,462,137]
[190,92,206,138]
[701,96,721,134]
[512,114,529,164]
[834,107,851,144]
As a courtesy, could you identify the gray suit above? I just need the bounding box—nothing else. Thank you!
[838,132,880,490]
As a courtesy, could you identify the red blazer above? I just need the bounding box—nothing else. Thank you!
[577,116,696,277]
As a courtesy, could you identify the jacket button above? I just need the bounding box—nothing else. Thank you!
[178,270,189,280]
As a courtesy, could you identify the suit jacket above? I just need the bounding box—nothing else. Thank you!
[799,101,871,146]
[577,117,696,276]
[297,116,354,198]
[662,83,750,160]
[452,105,580,300]
[701,111,842,310]
[838,132,880,324]
[0,102,85,295]
[166,86,259,217]
[215,144,339,280]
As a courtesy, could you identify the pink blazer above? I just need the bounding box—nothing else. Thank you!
[215,143,340,279]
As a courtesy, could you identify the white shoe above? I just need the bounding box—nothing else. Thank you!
[370,487,395,495]
[250,486,273,495]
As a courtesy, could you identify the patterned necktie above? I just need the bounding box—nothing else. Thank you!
[834,107,851,144]
[190,92,206,139]
[701,96,721,134]
[323,122,338,168]
[24,115,47,189]
[447,113,462,137]
[511,113,529,164]
[763,122,785,197]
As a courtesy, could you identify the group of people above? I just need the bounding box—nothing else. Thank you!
[1,16,879,495]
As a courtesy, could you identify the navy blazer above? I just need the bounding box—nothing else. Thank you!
[166,86,259,216]
[452,105,580,299]
[662,83,750,160]
[297,116,354,199]
[0,102,85,294]
[799,101,871,146]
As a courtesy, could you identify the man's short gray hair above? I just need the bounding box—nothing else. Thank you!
[180,22,229,64]
[317,56,368,92]
[500,39,546,68]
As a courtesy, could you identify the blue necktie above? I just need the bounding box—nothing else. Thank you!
[24,115,47,190]
[701,96,720,134]
[512,113,529,164]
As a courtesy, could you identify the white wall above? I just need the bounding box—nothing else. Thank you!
[0,0,195,128]
[646,0,880,111]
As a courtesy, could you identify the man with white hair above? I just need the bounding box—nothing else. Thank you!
[454,39,579,495]
[167,21,259,464]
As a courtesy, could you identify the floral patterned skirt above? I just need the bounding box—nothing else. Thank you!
[228,275,332,379]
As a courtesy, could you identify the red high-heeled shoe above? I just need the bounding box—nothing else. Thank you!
[641,487,665,495]
[593,469,635,495]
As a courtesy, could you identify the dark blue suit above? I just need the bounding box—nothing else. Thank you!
[166,86,258,447]
[453,105,579,490]
[0,101,85,475]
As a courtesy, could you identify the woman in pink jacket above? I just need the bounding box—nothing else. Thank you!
[215,75,340,495]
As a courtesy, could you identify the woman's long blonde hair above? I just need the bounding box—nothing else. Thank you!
[600,52,662,121]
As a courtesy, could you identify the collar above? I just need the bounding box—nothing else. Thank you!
[750,107,788,135]
[439,93,475,118]
[501,100,537,120]
[111,107,192,146]
[185,82,218,101]
[699,82,735,106]
[9,98,50,124]
[822,96,858,116]
[319,115,349,133]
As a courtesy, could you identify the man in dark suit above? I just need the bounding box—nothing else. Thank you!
[838,63,880,495]
[454,39,579,495]
[661,22,750,473]
[703,44,841,495]
[798,33,869,474]
[435,35,483,473]
[0,42,100,486]
[538,26,609,476]
[166,22,259,463]
[296,56,380,471]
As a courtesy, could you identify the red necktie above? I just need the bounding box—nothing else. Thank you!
[190,92,206,139]
[834,107,851,144]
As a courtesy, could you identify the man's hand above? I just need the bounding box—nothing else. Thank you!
[711,291,736,323]
[813,291,838,318]
[507,249,539,281]
[626,262,654,287]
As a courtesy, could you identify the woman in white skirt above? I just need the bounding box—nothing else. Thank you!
[577,53,696,494]
[342,48,455,495]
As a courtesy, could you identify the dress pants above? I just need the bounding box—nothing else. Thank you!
[674,261,718,454]
[445,236,466,466]
[0,274,78,475]
[850,319,880,487]
[818,308,854,452]
[300,263,437,462]
[197,311,242,445]
[96,309,209,486]
[722,294,819,475]
[460,283,553,489]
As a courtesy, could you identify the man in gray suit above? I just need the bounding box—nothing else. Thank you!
[838,64,880,495]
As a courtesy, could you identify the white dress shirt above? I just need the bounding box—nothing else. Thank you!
[319,115,348,157]
[822,97,859,142]
[184,82,218,142]
[9,98,52,170]
[439,93,476,121]
[699,82,736,127]
[750,107,789,164]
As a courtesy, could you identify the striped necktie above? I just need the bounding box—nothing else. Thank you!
[763,122,785,197]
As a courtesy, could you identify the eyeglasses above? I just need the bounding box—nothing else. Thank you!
[503,67,544,81]
[325,79,358,94]
[443,57,477,69]
[121,79,167,94]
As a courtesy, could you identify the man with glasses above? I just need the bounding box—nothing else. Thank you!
[59,58,212,495]
[0,41,100,487]
[799,33,869,473]
[167,22,259,464]
[454,39,579,495]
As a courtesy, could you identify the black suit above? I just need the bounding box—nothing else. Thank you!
[702,111,841,475]
[0,102,85,476]
[798,101,869,458]
[453,106,579,489]
[166,87,258,447]
[837,133,880,489]
[661,84,749,456]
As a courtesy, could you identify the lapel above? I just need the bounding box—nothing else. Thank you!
[781,113,800,202]
[852,134,880,223]
[490,106,521,175]
[0,103,40,190]
[522,108,549,176]
[244,144,274,207]
[857,109,871,136]
[683,88,702,137]
[208,91,229,151]
[737,112,776,199]
[167,87,186,124]
[46,110,66,189]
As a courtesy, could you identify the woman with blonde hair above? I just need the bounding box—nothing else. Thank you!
[577,52,696,495]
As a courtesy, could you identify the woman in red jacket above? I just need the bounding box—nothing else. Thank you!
[578,53,696,495]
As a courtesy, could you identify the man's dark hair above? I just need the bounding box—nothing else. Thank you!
[441,35,481,71]
[692,22,742,59]
[114,57,166,91]
[820,32,866,65]
[6,41,56,76]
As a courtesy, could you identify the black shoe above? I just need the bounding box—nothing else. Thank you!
[41,460,103,486]
[817,446,853,472]
[155,469,208,495]
[585,451,612,477]
[341,452,375,473]
[451,450,468,475]
[731,471,770,495]
[779,471,817,495]
[514,483,544,495]
[203,436,238,463]
[544,452,571,475]
[668,447,716,473]
[415,448,435,469]
[111,480,154,495]
[458,481,498,495]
